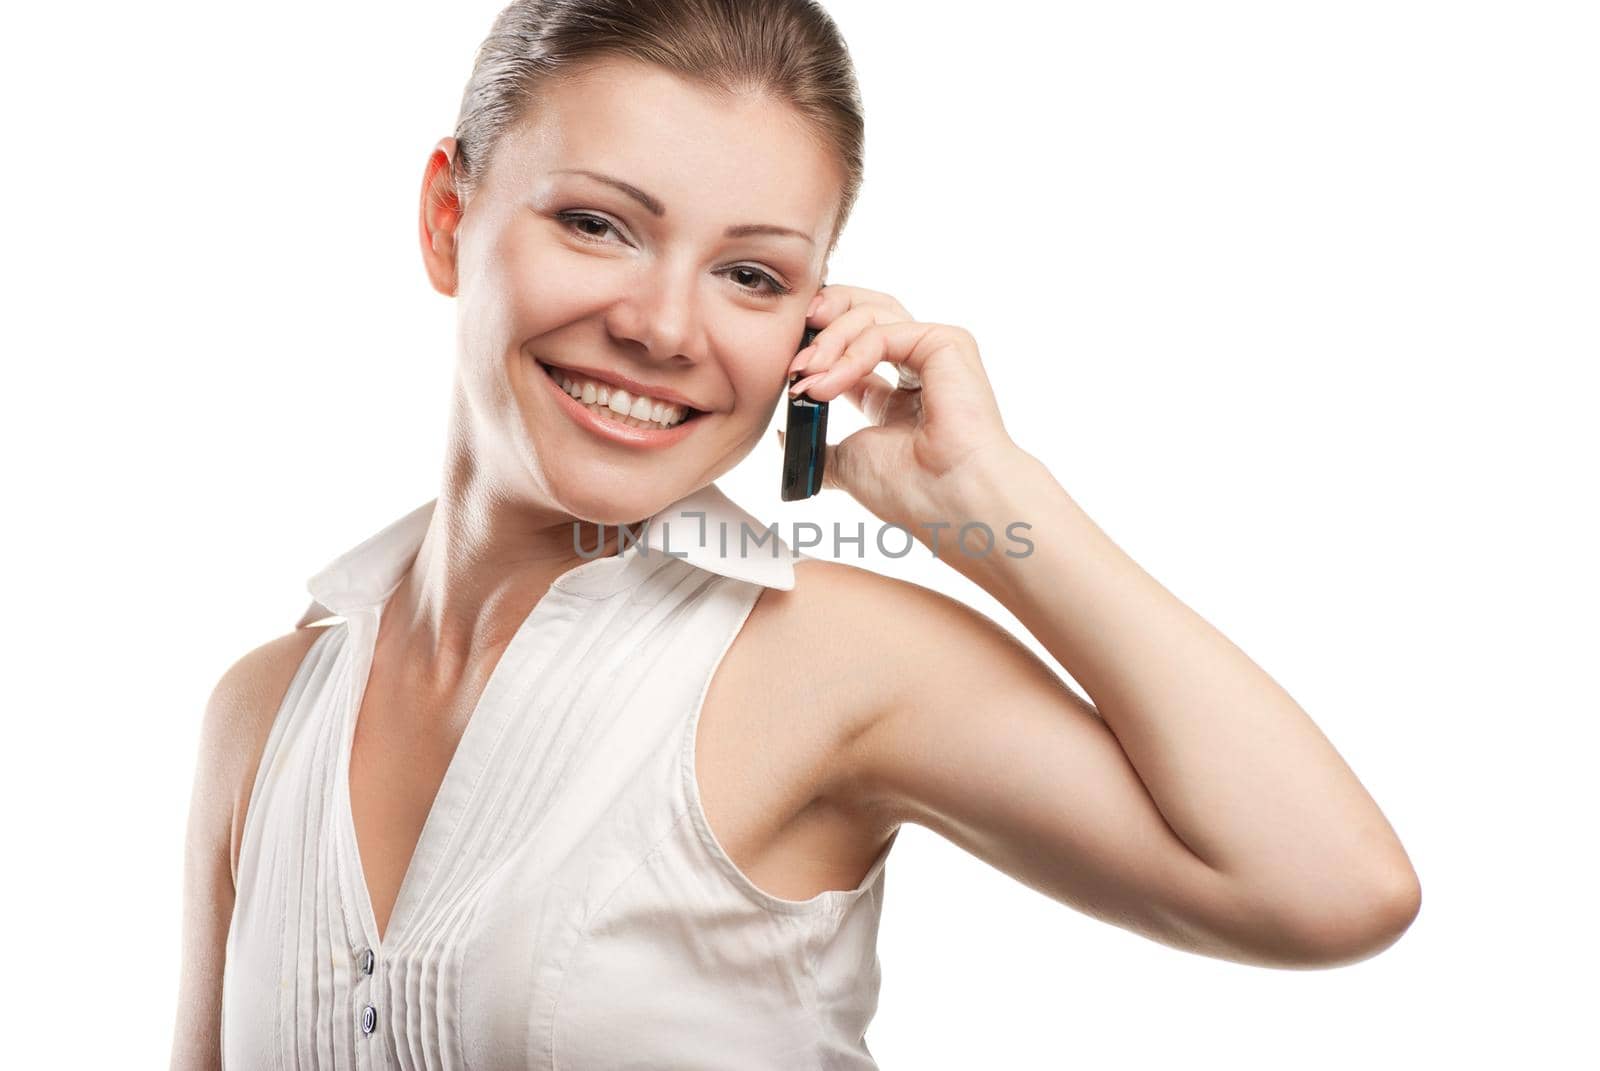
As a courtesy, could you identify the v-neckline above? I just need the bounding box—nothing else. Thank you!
[334,547,655,953]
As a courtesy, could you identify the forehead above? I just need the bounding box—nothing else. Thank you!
[486,58,842,242]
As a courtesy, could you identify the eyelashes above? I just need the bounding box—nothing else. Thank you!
[553,211,794,300]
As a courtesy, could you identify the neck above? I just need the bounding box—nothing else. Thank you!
[386,447,640,663]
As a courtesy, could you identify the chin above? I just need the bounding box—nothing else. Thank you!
[537,466,693,529]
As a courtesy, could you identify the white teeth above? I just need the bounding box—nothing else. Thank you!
[548,366,692,429]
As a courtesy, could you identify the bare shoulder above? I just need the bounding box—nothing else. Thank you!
[753,553,1018,702]
[727,555,985,815]
[201,625,329,883]
[750,555,1091,824]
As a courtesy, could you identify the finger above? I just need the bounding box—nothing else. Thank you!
[809,284,913,326]
[777,426,845,495]
[821,440,844,491]
[790,320,959,404]
[797,283,914,375]
[789,301,892,379]
[819,434,862,493]
[839,369,900,426]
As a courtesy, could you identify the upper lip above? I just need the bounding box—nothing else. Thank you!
[537,359,707,412]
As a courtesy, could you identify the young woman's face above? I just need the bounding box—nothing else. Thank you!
[429,57,843,525]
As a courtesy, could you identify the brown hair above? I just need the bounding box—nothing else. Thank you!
[448,0,865,258]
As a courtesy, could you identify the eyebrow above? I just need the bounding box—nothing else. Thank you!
[553,168,814,246]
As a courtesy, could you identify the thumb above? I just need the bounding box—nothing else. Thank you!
[775,427,844,493]
[820,439,849,491]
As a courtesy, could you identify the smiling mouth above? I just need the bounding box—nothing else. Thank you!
[536,360,705,431]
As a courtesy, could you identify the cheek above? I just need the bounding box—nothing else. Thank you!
[719,322,798,388]
[727,359,779,404]
[464,225,603,345]
[718,343,790,438]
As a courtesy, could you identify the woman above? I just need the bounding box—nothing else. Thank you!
[171,0,1421,1066]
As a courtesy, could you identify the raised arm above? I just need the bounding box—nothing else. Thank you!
[781,286,1420,969]
[829,447,1421,969]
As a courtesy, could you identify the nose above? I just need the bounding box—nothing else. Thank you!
[604,258,705,365]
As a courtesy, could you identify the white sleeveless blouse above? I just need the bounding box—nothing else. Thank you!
[221,481,899,1069]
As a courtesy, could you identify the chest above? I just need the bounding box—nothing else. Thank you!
[346,590,878,944]
[224,567,903,1067]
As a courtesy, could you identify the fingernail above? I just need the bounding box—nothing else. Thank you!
[789,372,822,396]
[806,294,823,318]
[788,346,814,374]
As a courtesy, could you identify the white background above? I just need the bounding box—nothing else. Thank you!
[2,0,1595,1065]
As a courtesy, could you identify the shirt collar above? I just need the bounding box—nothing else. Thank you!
[295,481,799,627]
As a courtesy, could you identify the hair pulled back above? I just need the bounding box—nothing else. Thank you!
[450,0,865,255]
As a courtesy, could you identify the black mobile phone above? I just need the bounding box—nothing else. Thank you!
[781,326,828,501]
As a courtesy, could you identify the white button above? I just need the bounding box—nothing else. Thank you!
[361,1004,377,1035]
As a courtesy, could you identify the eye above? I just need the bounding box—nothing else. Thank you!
[556,210,793,301]
[722,265,793,300]
[556,211,624,244]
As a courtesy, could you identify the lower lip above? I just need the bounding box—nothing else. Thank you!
[535,360,705,449]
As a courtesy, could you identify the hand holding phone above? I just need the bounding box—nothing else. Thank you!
[781,326,828,501]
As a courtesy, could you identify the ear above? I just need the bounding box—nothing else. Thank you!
[420,138,464,297]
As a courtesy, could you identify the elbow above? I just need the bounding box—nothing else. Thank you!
[1287,867,1423,969]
